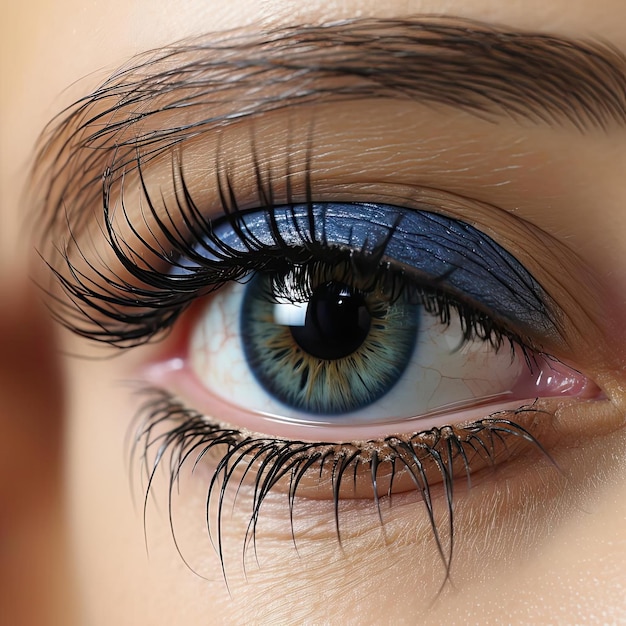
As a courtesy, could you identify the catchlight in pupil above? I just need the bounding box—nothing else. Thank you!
[289,282,371,360]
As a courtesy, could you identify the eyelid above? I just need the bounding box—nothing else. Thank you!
[176,203,559,337]
[42,147,573,358]
[41,117,603,377]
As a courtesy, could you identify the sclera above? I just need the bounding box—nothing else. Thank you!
[141,281,597,442]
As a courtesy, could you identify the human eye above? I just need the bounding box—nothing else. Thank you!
[34,17,626,615]
[41,143,600,583]
[159,199,590,439]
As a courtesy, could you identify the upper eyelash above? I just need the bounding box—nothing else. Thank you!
[45,148,556,354]
[132,388,555,588]
[46,157,321,346]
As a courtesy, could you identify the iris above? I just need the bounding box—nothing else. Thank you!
[240,268,420,415]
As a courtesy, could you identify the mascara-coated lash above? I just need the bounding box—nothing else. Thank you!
[132,388,554,586]
[48,191,558,349]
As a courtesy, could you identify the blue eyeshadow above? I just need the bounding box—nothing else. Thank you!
[178,202,556,336]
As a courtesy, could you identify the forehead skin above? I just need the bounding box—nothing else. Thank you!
[1,1,625,625]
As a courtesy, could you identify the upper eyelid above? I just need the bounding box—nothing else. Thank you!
[29,18,621,367]
[43,157,564,348]
[37,111,578,350]
[30,16,626,243]
[180,203,559,335]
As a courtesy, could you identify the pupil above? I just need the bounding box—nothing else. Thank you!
[289,282,372,360]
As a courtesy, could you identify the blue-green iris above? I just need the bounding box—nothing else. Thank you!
[240,269,420,415]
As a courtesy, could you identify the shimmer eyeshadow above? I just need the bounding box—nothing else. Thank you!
[177,203,556,335]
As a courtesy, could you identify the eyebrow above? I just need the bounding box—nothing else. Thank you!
[34,16,626,235]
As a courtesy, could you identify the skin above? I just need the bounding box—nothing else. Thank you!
[1,1,625,624]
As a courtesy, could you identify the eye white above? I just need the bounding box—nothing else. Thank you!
[188,281,525,426]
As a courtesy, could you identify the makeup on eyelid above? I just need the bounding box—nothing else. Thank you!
[172,203,558,333]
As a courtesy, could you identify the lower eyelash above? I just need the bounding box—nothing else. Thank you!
[131,387,554,588]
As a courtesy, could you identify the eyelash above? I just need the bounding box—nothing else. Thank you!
[50,149,556,586]
[50,152,549,352]
[132,388,551,586]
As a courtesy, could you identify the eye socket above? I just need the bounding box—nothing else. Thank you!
[148,202,596,442]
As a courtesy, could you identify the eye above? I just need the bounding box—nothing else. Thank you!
[30,18,626,617]
[150,202,594,441]
[191,273,529,430]
[35,82,608,587]
[40,137,608,591]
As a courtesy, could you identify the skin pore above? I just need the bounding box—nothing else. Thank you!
[1,1,625,625]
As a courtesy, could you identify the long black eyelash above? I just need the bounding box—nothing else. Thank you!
[45,144,537,360]
[132,388,554,588]
[44,150,307,346]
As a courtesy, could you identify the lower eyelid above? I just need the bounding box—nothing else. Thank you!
[131,387,617,592]
[131,388,545,507]
[130,390,620,530]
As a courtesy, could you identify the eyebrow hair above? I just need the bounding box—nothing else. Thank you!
[34,16,626,237]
